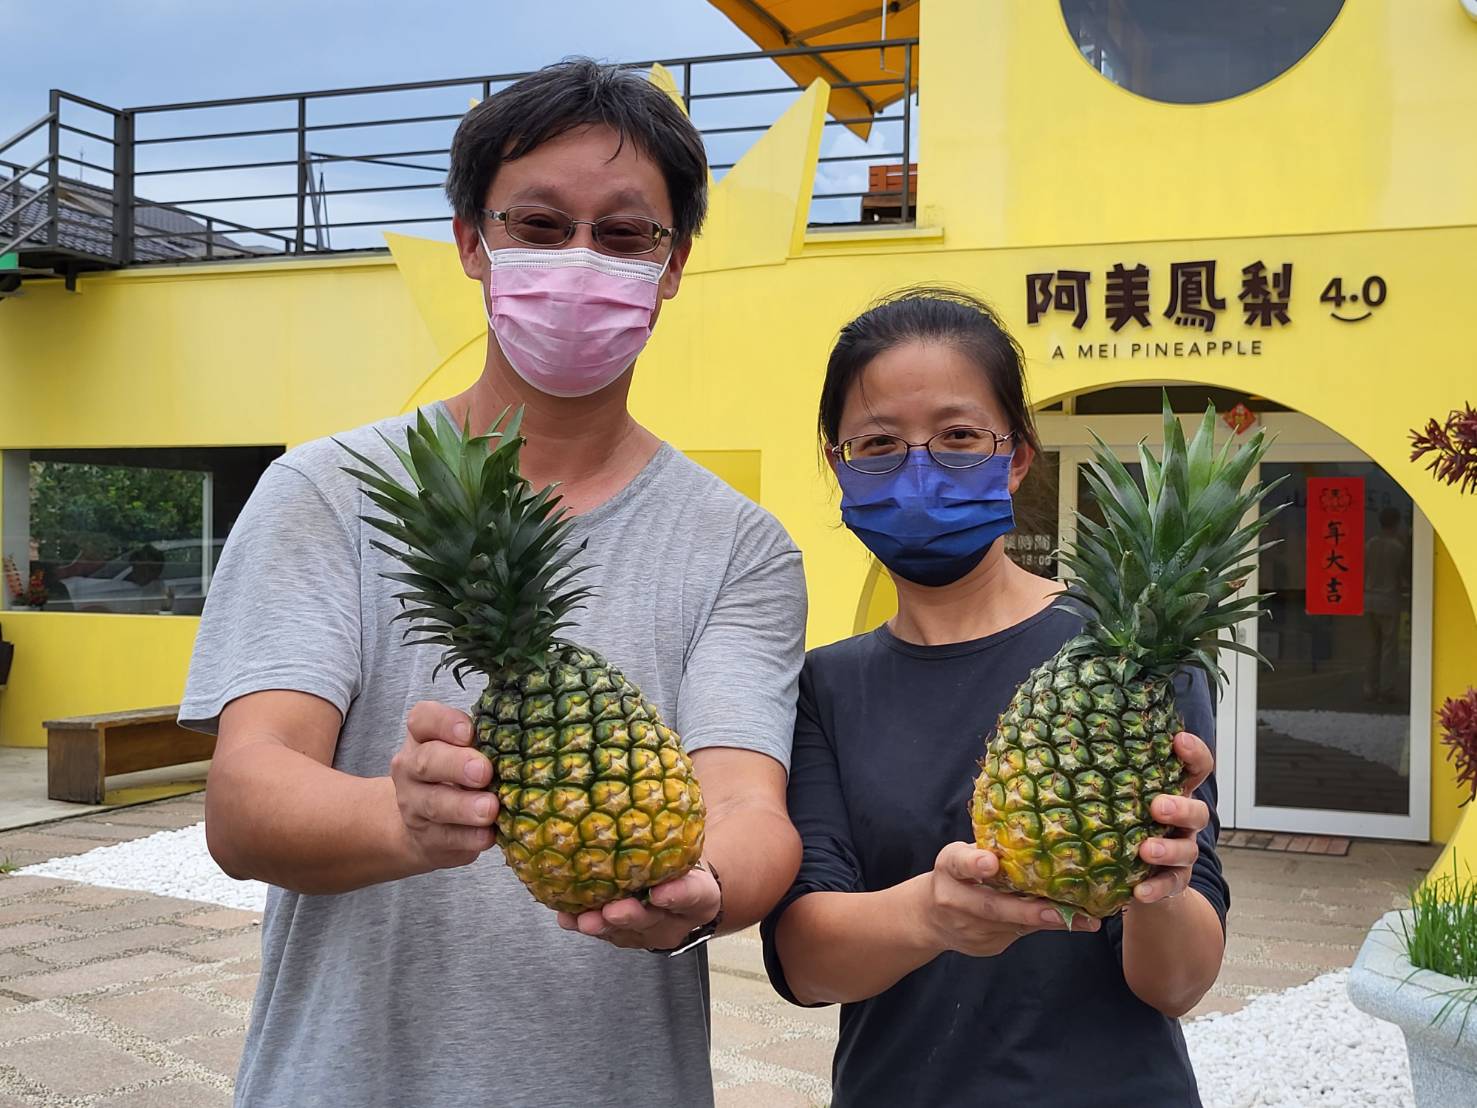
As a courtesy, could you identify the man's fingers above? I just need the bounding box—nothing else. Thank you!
[938,842,999,883]
[394,739,491,788]
[600,897,666,932]
[574,909,611,937]
[1150,794,1209,833]
[645,871,710,914]
[411,783,498,828]
[406,701,475,747]
[428,822,495,861]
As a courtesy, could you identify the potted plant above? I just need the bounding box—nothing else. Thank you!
[4,555,48,611]
[1348,690,1477,1104]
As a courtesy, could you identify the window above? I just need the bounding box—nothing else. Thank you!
[1060,0,1344,104]
[2,446,282,616]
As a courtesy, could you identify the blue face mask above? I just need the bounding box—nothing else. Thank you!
[836,450,1016,588]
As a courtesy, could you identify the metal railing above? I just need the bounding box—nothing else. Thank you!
[0,39,918,267]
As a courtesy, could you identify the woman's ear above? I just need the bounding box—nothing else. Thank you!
[1007,442,1035,495]
[824,444,845,479]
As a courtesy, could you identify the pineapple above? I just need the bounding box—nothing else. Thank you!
[970,397,1281,923]
[341,409,706,914]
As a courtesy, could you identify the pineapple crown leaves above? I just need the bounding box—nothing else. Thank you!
[1059,392,1285,688]
[337,407,593,685]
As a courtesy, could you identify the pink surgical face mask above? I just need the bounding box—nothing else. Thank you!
[479,237,669,398]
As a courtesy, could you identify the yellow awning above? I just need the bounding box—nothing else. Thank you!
[706,0,919,139]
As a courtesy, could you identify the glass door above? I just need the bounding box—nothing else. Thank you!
[1042,410,1432,840]
[1232,457,1432,839]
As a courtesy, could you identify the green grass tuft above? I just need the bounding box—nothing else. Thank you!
[0,856,18,874]
[1401,856,1477,981]
[1397,855,1477,1039]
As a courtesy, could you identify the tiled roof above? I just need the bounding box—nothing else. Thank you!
[1,175,266,262]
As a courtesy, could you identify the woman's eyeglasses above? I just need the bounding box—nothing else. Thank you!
[831,427,1015,475]
[482,205,673,256]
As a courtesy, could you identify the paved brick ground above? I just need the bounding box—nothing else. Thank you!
[0,796,1440,1107]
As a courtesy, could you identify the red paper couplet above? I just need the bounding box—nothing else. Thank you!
[1305,477,1365,615]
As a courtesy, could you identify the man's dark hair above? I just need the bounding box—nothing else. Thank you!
[446,58,709,242]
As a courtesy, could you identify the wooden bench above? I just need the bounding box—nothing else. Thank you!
[45,706,215,804]
[860,162,918,223]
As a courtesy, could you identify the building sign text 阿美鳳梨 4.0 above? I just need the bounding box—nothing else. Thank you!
[1024,260,1387,361]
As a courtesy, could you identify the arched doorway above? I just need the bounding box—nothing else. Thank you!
[856,384,1433,840]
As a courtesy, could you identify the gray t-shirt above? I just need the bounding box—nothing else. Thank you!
[180,405,807,1108]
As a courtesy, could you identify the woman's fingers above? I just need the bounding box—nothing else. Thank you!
[1173,731,1215,794]
[1133,866,1192,905]
[1151,794,1209,834]
[962,885,1100,931]
[1140,834,1199,869]
[937,841,999,883]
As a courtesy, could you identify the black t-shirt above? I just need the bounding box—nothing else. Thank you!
[760,605,1229,1108]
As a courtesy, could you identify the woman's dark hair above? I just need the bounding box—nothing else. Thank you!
[445,58,709,242]
[817,286,1043,455]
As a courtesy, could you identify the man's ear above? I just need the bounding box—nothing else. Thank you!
[452,215,487,280]
[659,237,694,301]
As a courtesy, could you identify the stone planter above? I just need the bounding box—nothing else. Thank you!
[1347,909,1477,1106]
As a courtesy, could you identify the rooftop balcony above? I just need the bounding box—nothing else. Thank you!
[0,38,918,292]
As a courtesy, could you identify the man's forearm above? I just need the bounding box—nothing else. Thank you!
[701,801,801,933]
[1121,888,1225,1017]
[206,742,423,895]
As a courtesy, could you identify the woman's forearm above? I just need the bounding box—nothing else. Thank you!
[1120,888,1225,1017]
[774,877,944,1005]
[206,741,422,895]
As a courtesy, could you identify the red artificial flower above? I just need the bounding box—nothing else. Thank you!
[1441,688,1477,805]
[1411,402,1477,495]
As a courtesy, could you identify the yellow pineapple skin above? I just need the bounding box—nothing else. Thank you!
[474,646,706,914]
[970,651,1184,920]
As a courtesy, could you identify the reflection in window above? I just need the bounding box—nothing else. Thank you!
[1005,451,1060,578]
[1060,0,1344,104]
[2,446,281,616]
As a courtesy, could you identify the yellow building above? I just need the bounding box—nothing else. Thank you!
[1,1,1475,854]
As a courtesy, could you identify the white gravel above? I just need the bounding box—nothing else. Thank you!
[19,821,267,911]
[20,823,1418,1105]
[1185,969,1413,1108]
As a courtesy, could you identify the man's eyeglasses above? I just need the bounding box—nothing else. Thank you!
[831,427,1015,475]
[482,205,674,256]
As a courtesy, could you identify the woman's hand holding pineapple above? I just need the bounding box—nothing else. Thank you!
[1129,730,1215,907]
[921,842,1100,957]
[389,700,499,872]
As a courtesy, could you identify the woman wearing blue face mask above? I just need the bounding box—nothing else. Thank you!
[760,288,1229,1108]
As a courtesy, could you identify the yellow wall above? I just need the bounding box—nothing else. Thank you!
[1432,538,1477,845]
[0,255,436,451]
[0,612,198,745]
[920,2,1477,250]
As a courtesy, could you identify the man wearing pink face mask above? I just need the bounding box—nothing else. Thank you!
[180,60,807,1108]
